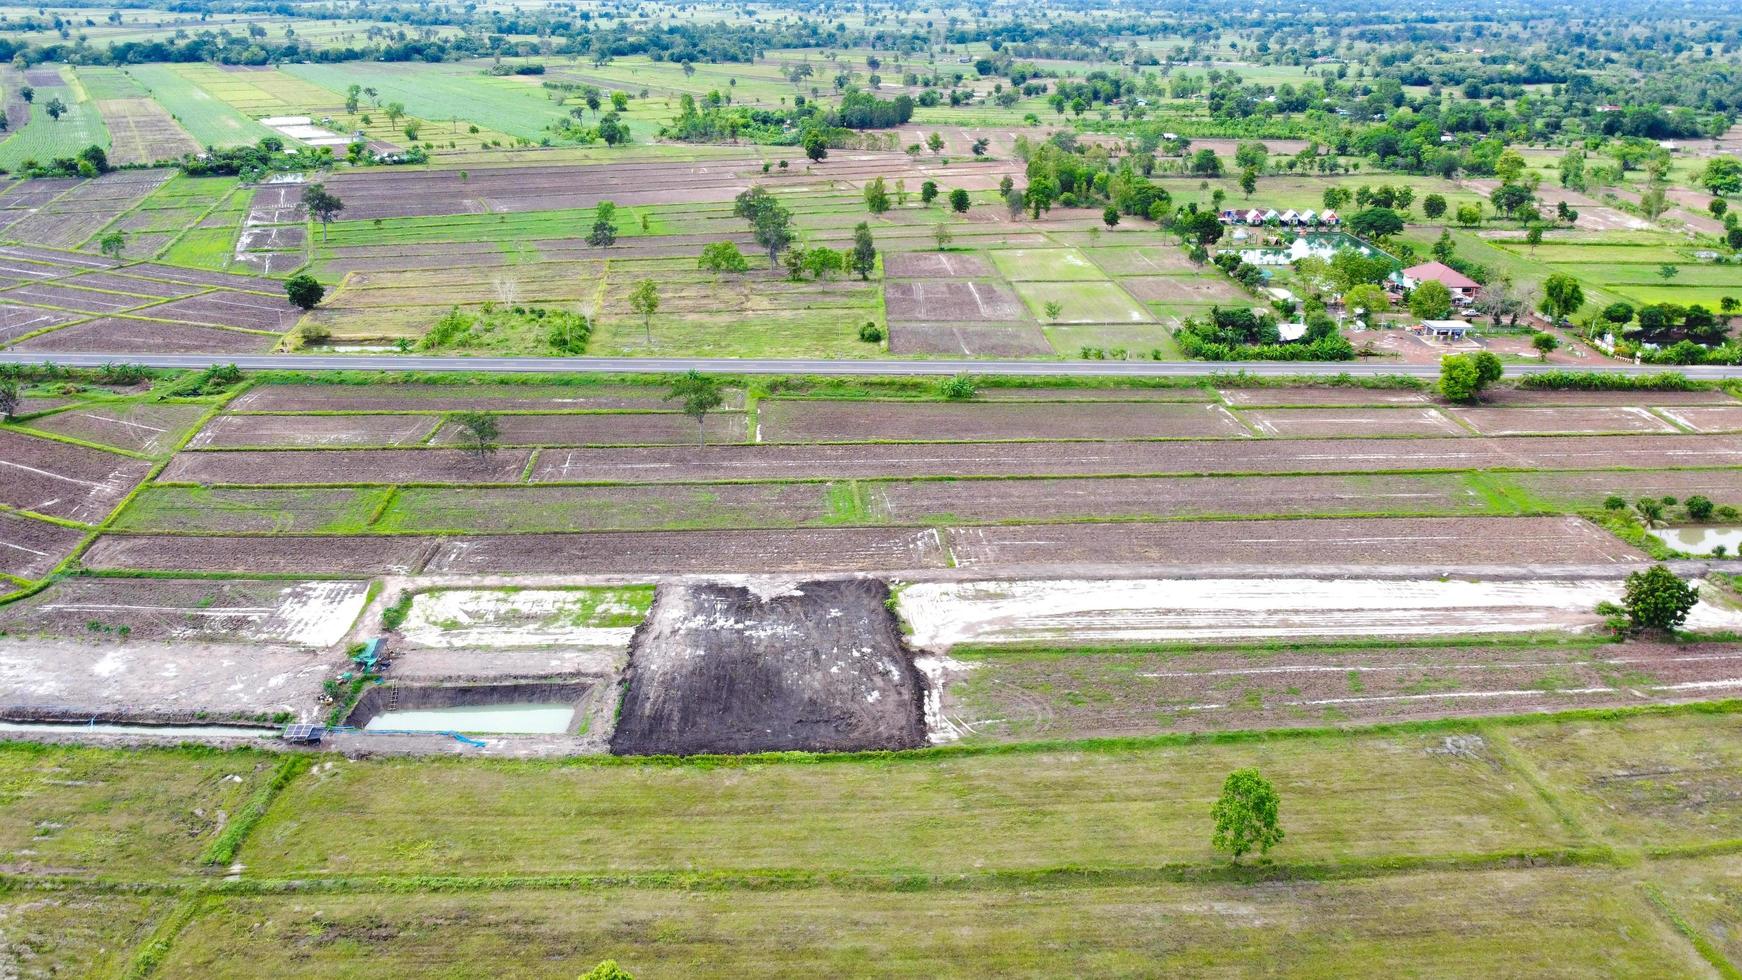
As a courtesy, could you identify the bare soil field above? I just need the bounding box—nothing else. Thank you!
[189,414,441,449]
[1122,276,1249,303]
[1476,388,1738,406]
[0,511,84,579]
[888,321,1054,356]
[883,280,1030,322]
[11,317,279,354]
[528,435,1742,483]
[0,182,82,210]
[229,384,712,412]
[0,429,153,523]
[161,447,533,485]
[945,516,1645,569]
[1452,406,1679,436]
[939,641,1742,740]
[1219,387,1432,407]
[978,386,1216,402]
[27,403,209,455]
[377,483,831,533]
[428,412,748,447]
[3,283,148,314]
[1657,406,1742,433]
[0,577,369,646]
[425,527,949,574]
[125,264,278,292]
[0,637,327,723]
[324,158,775,219]
[872,473,1493,523]
[1238,407,1466,438]
[0,303,79,344]
[97,98,201,165]
[611,579,924,755]
[883,252,997,277]
[81,534,440,574]
[146,291,304,331]
[59,271,201,300]
[756,400,1249,442]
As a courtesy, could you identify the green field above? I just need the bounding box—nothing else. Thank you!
[122,64,277,147]
[283,61,570,142]
[1017,280,1153,323]
[0,65,110,169]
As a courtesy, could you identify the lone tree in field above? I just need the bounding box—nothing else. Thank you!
[698,241,749,273]
[933,224,952,251]
[949,188,970,213]
[43,97,66,121]
[588,200,619,247]
[284,273,325,310]
[1620,564,1700,633]
[1211,768,1284,864]
[665,370,724,446]
[1539,273,1585,322]
[98,229,126,260]
[733,185,795,270]
[448,411,500,465]
[803,129,828,162]
[0,378,19,421]
[863,176,890,214]
[300,183,344,241]
[629,278,659,345]
[1437,350,1503,404]
[850,222,877,280]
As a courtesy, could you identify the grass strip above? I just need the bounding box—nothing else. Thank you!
[198,755,313,867]
[1641,882,1742,979]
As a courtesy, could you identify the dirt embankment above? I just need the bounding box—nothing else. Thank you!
[610,579,926,756]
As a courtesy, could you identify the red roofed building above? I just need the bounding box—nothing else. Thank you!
[1399,261,1480,300]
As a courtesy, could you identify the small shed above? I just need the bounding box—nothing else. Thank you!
[1421,319,1473,340]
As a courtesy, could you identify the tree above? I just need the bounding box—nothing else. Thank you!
[699,241,749,273]
[665,370,724,446]
[1211,768,1284,863]
[803,129,827,162]
[284,273,325,310]
[1322,187,1352,212]
[1620,564,1700,632]
[577,197,618,246]
[300,184,344,241]
[0,378,18,421]
[850,222,876,280]
[18,86,32,104]
[1455,203,1483,227]
[1540,273,1585,322]
[1439,350,1503,403]
[919,180,939,206]
[1489,183,1535,220]
[863,176,890,214]
[1043,301,1063,321]
[1102,205,1120,228]
[629,278,659,345]
[1189,148,1222,177]
[448,411,499,465]
[1422,193,1447,221]
[933,224,952,251]
[43,97,66,121]
[581,961,634,980]
[1531,332,1560,360]
[1348,207,1404,239]
[733,186,795,268]
[1658,263,1680,282]
[1712,198,1730,219]
[1639,186,1669,220]
[98,230,126,260]
[1408,280,1454,320]
[1699,157,1742,196]
[1342,284,1389,325]
[926,131,944,155]
[1238,168,1258,197]
[949,188,970,213]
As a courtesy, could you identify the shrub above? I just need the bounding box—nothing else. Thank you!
[1686,495,1715,521]
[937,374,977,400]
[858,321,885,343]
[1620,564,1700,632]
[1603,495,1627,511]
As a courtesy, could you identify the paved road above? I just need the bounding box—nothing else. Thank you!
[4,351,1742,379]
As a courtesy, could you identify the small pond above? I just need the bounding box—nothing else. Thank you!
[364,703,576,735]
[1650,527,1742,554]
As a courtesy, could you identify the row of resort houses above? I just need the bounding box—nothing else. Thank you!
[1220,208,1340,226]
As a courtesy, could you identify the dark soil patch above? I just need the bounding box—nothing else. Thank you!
[756,400,1248,442]
[883,252,996,278]
[162,448,533,485]
[428,412,747,447]
[887,322,1053,356]
[1452,407,1677,436]
[12,317,278,354]
[81,534,439,574]
[611,579,925,755]
[190,414,440,449]
[230,384,709,412]
[1219,387,1431,407]
[0,429,153,523]
[884,280,1028,322]
[0,511,84,579]
[425,528,948,574]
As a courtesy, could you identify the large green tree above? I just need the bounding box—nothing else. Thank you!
[1211,769,1284,863]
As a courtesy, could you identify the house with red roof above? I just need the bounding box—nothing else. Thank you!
[1398,261,1480,300]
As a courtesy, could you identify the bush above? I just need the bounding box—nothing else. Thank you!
[1518,370,1698,391]
[1686,495,1715,521]
[1603,495,1627,511]
[1620,564,1700,632]
[858,321,885,343]
[937,374,977,400]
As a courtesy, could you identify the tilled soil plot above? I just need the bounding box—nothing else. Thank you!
[883,280,1029,322]
[1475,388,1739,407]
[1238,407,1467,438]
[125,264,278,292]
[0,638,327,722]
[0,511,84,579]
[882,252,996,277]
[162,448,533,484]
[888,322,1054,356]
[190,414,441,449]
[426,528,949,574]
[871,473,1492,523]
[0,429,153,523]
[12,317,279,354]
[946,516,1644,568]
[4,283,149,314]
[57,271,202,300]
[1452,407,1679,436]
[0,303,78,344]
[611,579,925,755]
[0,577,370,646]
[528,435,1742,483]
[146,291,304,331]
[428,412,748,447]
[229,384,713,412]
[28,403,209,455]
[1217,387,1433,407]
[1503,469,1742,508]
[938,642,1742,740]
[1656,406,1742,433]
[81,535,440,575]
[756,400,1248,442]
[381,483,831,533]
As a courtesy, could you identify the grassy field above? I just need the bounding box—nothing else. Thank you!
[122,64,277,147]
[284,61,568,142]
[0,64,110,169]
